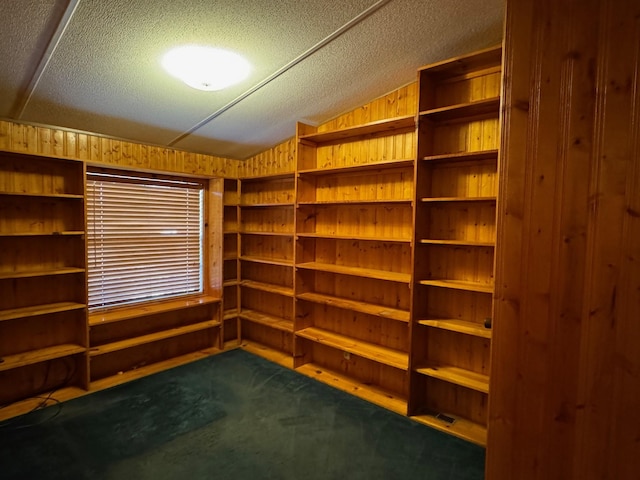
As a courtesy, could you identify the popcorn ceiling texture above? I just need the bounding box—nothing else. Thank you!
[0,0,503,159]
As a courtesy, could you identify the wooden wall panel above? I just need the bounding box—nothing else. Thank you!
[318,83,418,131]
[0,120,239,177]
[241,138,296,177]
[488,0,640,479]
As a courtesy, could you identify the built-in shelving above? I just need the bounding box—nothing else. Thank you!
[293,109,414,410]
[408,44,502,445]
[238,173,295,356]
[0,152,89,406]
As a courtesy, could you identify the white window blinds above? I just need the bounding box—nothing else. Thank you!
[87,170,204,310]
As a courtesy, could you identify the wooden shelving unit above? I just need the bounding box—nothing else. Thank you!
[238,173,296,357]
[223,178,240,344]
[88,297,221,382]
[408,45,502,445]
[293,115,416,411]
[0,152,89,406]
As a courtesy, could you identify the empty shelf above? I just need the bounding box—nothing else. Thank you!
[239,309,294,332]
[296,326,408,370]
[297,292,409,323]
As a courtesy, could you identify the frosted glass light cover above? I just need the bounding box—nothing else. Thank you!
[162,45,251,91]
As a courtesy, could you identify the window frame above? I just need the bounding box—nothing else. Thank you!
[85,166,222,313]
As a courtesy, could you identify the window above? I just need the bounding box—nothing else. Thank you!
[87,169,205,310]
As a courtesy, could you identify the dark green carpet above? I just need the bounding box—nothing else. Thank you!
[0,349,485,479]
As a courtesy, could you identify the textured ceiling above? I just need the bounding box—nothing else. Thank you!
[0,0,504,159]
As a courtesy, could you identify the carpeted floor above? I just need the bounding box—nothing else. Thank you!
[0,349,485,479]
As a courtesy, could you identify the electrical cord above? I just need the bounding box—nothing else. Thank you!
[0,356,77,430]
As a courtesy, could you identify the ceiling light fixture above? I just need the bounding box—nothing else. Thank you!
[161,45,250,91]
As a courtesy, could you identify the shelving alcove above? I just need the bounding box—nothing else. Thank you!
[408,44,503,446]
[0,151,89,405]
[237,172,296,364]
[293,115,416,414]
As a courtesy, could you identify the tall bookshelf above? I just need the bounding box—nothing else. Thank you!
[238,173,296,363]
[223,178,240,344]
[293,117,416,413]
[408,45,502,445]
[0,151,89,404]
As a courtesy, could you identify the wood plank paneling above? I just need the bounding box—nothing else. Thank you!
[0,120,239,177]
[488,0,640,479]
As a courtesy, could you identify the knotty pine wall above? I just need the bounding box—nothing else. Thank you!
[0,120,238,177]
[488,0,640,479]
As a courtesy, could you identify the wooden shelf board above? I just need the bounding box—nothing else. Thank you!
[419,97,500,122]
[0,267,85,280]
[421,149,499,163]
[0,231,85,237]
[415,365,489,393]
[296,262,411,283]
[296,326,408,371]
[240,256,294,267]
[411,413,487,446]
[0,191,84,199]
[223,280,239,287]
[90,347,224,391]
[239,202,295,208]
[0,386,88,422]
[224,230,239,234]
[240,340,294,369]
[223,309,239,320]
[239,309,294,332]
[298,159,414,175]
[298,198,412,206]
[419,239,494,247]
[240,172,295,181]
[418,44,501,76]
[420,196,497,203]
[299,115,415,144]
[297,292,410,323]
[418,319,492,339]
[0,302,86,322]
[223,254,238,261]
[297,233,411,243]
[0,343,85,372]
[89,320,220,356]
[239,231,294,237]
[89,295,220,326]
[295,362,407,415]
[418,279,494,294]
[241,280,294,297]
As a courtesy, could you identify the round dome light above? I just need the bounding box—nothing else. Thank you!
[162,45,250,91]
